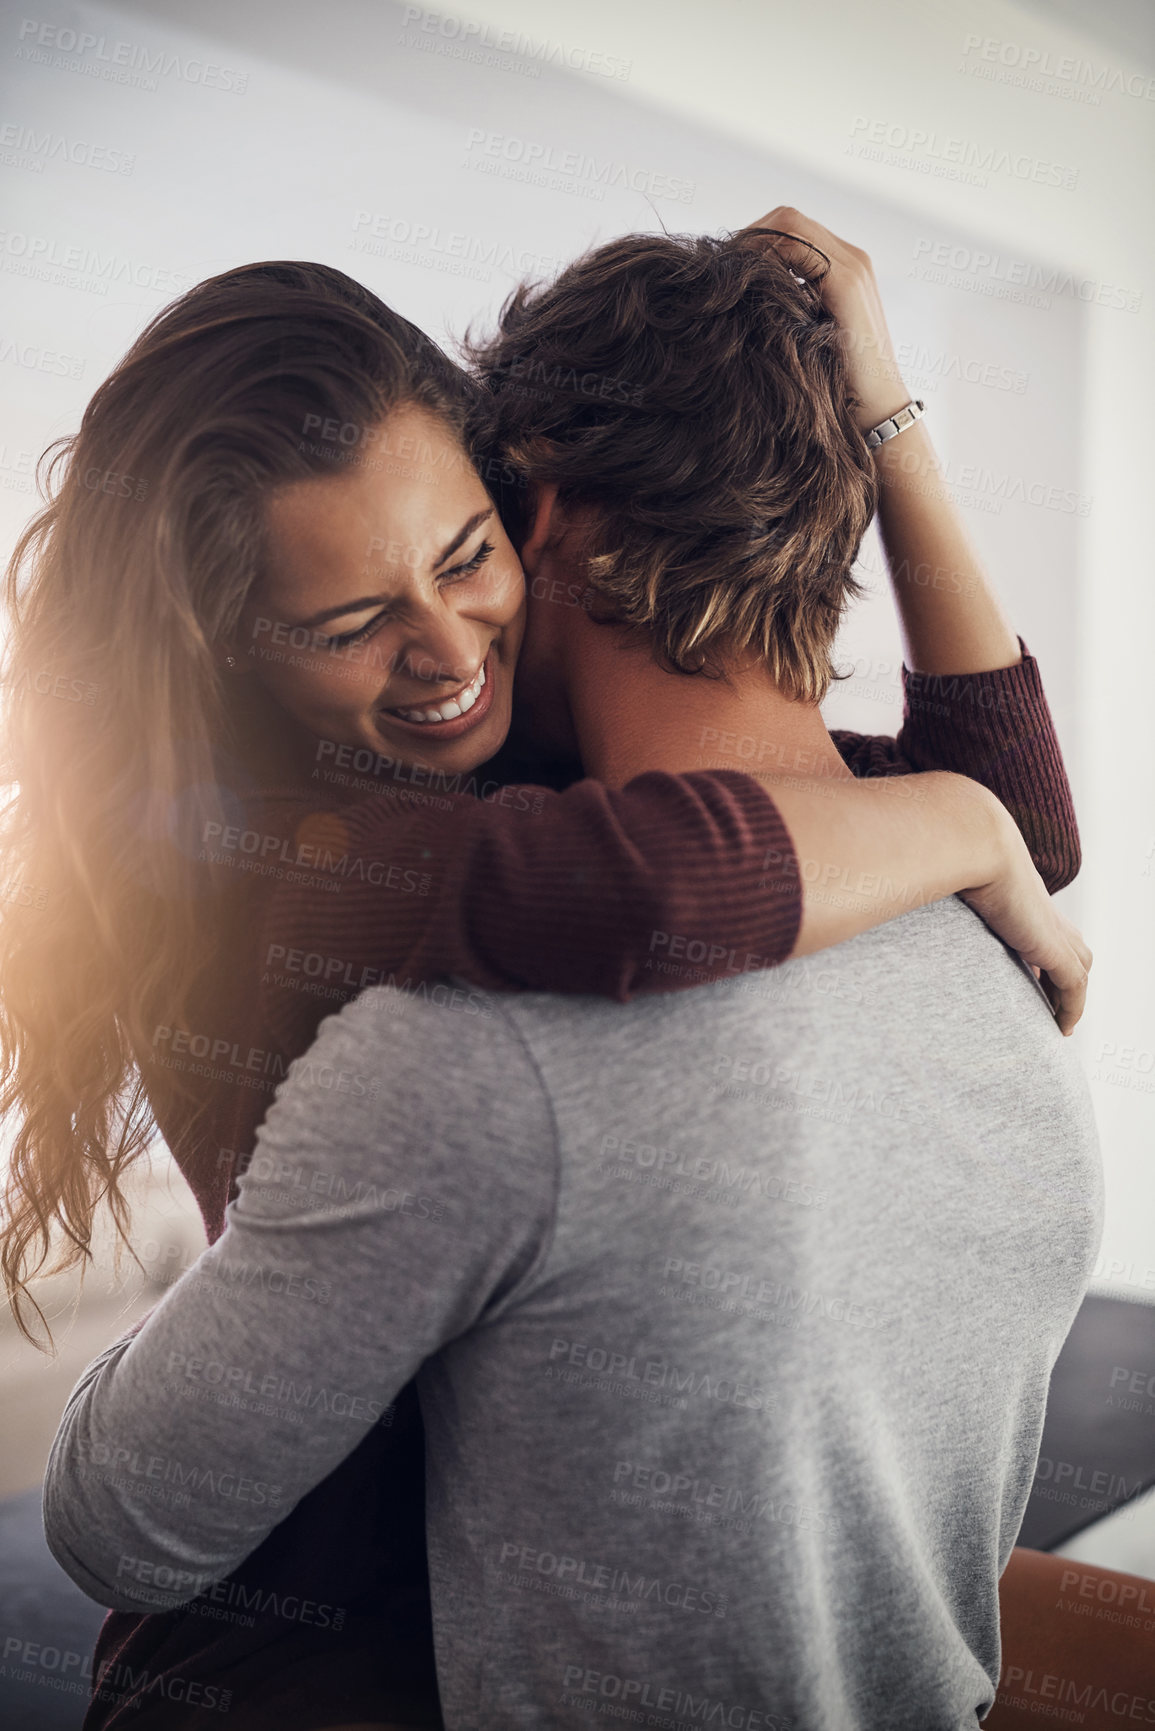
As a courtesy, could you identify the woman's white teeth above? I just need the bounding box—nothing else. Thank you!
[395,661,486,724]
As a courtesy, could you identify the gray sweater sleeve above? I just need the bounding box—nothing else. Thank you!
[43,989,558,1611]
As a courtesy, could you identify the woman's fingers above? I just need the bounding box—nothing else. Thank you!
[1044,920,1092,1036]
[1022,920,1091,1036]
[739,207,907,428]
[742,207,840,277]
[960,847,1092,1038]
[1042,954,1089,1036]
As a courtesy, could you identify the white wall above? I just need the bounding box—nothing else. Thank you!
[0,0,1150,1291]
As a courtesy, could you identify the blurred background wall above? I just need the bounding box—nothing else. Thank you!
[0,0,1150,1522]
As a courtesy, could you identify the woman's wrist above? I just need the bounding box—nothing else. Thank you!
[854,369,914,437]
[926,771,1009,894]
[871,414,939,488]
[835,300,909,429]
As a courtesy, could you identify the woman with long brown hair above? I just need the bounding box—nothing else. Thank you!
[3,216,1086,1728]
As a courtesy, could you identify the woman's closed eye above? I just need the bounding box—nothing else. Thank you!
[321,540,497,651]
[321,610,393,651]
[443,537,495,584]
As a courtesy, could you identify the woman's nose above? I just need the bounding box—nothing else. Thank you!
[396,617,480,690]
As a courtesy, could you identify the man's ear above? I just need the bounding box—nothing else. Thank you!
[518,481,561,577]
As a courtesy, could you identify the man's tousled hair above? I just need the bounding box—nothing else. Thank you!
[467,230,879,701]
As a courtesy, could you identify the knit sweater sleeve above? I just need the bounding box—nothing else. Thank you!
[260,769,800,1053]
[831,638,1079,895]
[260,642,1077,1056]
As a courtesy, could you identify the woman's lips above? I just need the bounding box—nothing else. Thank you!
[376,645,497,743]
[394,657,487,724]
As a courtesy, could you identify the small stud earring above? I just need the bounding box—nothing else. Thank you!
[224,654,237,670]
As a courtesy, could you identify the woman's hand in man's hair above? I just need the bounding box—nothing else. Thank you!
[739,205,912,435]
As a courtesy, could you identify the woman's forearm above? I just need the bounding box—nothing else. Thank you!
[259,773,804,1059]
[873,419,1022,674]
[765,768,1004,956]
[770,768,1089,1033]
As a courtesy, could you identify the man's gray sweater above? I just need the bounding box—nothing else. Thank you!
[45,894,1102,1729]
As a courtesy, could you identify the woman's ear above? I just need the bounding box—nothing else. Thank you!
[518,481,561,577]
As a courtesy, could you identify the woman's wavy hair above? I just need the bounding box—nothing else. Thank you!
[0,262,478,1344]
[467,228,879,701]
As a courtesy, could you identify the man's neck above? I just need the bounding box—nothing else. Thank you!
[559,611,853,790]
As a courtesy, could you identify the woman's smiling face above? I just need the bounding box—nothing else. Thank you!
[239,404,526,776]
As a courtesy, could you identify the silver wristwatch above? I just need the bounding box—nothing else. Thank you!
[864,399,926,450]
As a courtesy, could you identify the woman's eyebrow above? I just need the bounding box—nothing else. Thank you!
[435,506,493,567]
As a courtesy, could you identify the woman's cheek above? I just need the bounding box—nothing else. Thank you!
[468,580,515,624]
[494,571,528,645]
[269,650,381,728]
[490,550,527,618]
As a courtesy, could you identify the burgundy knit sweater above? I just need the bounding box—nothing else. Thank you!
[138,641,1076,1245]
[90,642,1077,1731]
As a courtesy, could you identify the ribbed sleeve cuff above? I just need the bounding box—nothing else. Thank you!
[900,638,1080,892]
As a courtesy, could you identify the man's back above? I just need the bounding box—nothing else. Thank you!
[46,894,1099,1729]
[389,894,1100,1728]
